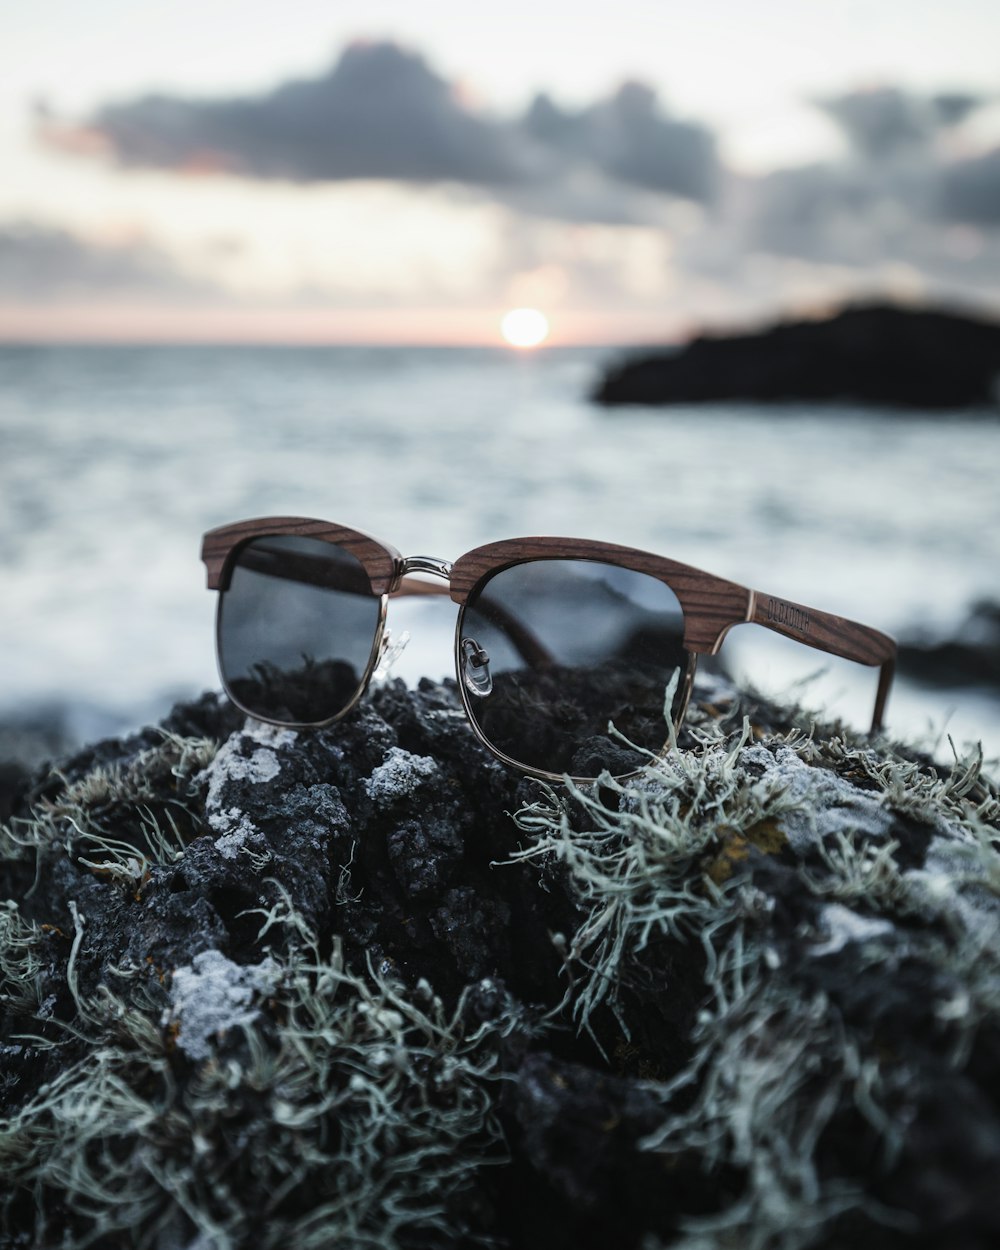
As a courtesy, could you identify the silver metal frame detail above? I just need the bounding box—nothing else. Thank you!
[213,537,695,783]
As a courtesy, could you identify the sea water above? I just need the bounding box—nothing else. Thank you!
[1,343,998,756]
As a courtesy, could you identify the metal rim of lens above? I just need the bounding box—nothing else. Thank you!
[453,584,696,784]
[214,561,389,728]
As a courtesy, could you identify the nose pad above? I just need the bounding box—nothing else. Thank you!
[373,628,411,682]
[461,637,493,697]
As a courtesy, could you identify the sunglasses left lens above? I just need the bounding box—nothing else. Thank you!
[217,535,381,725]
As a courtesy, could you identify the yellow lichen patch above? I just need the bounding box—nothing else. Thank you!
[745,818,788,857]
[706,819,787,884]
[705,832,750,884]
[145,955,167,984]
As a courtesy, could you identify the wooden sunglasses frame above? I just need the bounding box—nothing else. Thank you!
[202,516,897,778]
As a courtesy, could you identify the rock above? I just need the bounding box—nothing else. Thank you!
[593,303,1000,409]
[898,599,1000,690]
[1,675,998,1249]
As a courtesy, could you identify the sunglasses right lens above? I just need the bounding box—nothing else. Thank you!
[217,535,381,725]
[458,558,689,778]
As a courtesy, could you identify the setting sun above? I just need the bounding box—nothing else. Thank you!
[501,307,550,348]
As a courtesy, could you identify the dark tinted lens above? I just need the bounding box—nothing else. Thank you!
[458,559,688,777]
[218,535,381,724]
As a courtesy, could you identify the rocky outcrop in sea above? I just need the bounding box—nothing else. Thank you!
[898,599,1000,691]
[1,675,998,1249]
[593,303,1000,409]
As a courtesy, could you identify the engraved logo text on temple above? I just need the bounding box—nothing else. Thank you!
[766,598,811,634]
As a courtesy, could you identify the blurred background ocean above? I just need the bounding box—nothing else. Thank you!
[2,341,998,756]
[2,1,999,763]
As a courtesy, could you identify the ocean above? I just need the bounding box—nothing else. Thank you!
[2,343,998,758]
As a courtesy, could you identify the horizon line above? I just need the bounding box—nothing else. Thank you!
[0,304,684,349]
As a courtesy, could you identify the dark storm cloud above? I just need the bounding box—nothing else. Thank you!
[0,223,205,299]
[57,40,718,213]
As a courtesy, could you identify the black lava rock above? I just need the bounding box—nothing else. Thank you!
[593,303,1000,409]
[1,676,998,1249]
[898,599,1000,690]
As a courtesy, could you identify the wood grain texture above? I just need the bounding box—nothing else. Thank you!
[201,517,401,594]
[449,536,750,653]
[749,590,897,666]
[872,659,896,734]
[201,519,898,734]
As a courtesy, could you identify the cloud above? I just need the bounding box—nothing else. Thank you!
[941,149,1000,224]
[744,163,932,266]
[657,86,1000,321]
[23,52,1000,321]
[816,86,985,159]
[726,88,1000,277]
[523,82,716,201]
[0,223,209,301]
[48,40,718,219]
[84,41,527,186]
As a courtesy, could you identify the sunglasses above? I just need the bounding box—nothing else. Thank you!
[201,517,897,783]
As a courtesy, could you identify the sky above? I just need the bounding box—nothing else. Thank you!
[1,0,999,344]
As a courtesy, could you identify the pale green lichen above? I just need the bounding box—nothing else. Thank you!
[0,729,523,1246]
[0,887,524,1249]
[3,701,998,1248]
[511,706,1000,1248]
[0,901,48,1017]
[509,717,807,1030]
[0,729,216,881]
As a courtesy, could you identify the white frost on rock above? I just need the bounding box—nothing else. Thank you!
[243,719,298,749]
[739,744,894,852]
[811,903,894,956]
[365,747,439,807]
[906,834,1000,931]
[167,949,279,1061]
[199,723,294,855]
[212,813,261,859]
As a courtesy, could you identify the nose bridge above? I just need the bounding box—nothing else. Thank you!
[398,554,453,582]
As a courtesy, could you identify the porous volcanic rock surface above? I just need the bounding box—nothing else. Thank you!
[1,677,998,1249]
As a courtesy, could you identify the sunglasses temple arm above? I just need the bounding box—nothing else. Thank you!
[871,657,895,734]
[747,589,897,734]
